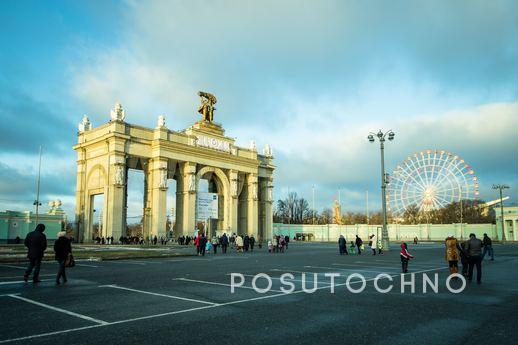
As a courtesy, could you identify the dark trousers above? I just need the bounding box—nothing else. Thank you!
[24,258,42,281]
[56,259,67,283]
[401,257,409,273]
[200,247,206,256]
[213,245,218,254]
[482,246,494,260]
[222,245,227,253]
[468,255,482,282]
[357,245,362,255]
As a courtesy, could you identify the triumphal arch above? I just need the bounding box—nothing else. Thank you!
[74,92,274,243]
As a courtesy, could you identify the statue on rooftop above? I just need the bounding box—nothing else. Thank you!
[197,91,217,122]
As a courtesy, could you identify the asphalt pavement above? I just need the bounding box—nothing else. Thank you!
[0,242,517,345]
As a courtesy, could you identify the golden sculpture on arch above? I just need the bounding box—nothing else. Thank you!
[197,91,217,122]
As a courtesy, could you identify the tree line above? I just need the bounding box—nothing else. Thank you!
[273,193,495,225]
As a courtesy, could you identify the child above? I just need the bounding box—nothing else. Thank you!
[349,241,356,255]
[400,242,414,273]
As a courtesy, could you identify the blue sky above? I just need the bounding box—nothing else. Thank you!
[1,0,517,219]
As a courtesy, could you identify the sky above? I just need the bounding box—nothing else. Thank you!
[1,0,518,220]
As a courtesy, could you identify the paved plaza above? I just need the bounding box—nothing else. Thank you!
[1,243,517,345]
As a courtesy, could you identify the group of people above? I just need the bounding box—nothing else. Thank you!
[192,232,260,256]
[338,234,383,256]
[268,235,290,253]
[444,233,493,283]
[23,224,72,285]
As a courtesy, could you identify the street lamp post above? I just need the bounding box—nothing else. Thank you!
[492,184,510,242]
[368,130,395,251]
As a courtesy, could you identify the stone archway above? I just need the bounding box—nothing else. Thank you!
[195,166,230,233]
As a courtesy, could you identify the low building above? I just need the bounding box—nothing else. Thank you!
[0,201,67,243]
[495,206,518,241]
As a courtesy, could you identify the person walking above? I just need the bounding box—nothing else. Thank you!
[369,234,377,255]
[457,241,469,277]
[243,235,250,252]
[220,233,229,253]
[465,233,483,283]
[445,235,459,276]
[284,235,290,250]
[355,235,363,255]
[235,235,243,252]
[54,231,72,285]
[249,235,256,252]
[400,242,414,273]
[272,236,278,253]
[194,233,202,256]
[23,224,47,283]
[211,235,219,254]
[482,233,494,261]
[338,235,347,255]
[199,233,208,256]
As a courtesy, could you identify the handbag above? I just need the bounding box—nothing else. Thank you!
[65,253,75,267]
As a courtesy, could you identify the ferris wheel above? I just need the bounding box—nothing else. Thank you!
[387,149,479,216]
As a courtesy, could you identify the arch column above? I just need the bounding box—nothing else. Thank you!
[149,158,168,238]
[247,174,259,236]
[176,162,197,237]
[106,155,126,241]
[229,170,239,233]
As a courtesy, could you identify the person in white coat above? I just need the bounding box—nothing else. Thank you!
[370,234,377,255]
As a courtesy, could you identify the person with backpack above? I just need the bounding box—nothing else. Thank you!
[482,233,494,261]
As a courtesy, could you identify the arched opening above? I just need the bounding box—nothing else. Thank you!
[196,167,228,238]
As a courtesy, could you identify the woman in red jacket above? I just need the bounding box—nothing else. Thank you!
[400,242,414,273]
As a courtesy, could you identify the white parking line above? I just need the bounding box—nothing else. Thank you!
[270,268,321,275]
[0,279,53,286]
[234,273,332,285]
[332,263,402,271]
[174,277,283,292]
[105,261,147,265]
[0,273,54,280]
[75,263,99,268]
[0,266,448,344]
[0,264,26,270]
[304,265,382,276]
[8,294,108,325]
[99,284,218,305]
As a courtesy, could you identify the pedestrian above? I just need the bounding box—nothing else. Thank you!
[465,233,483,283]
[250,235,255,252]
[194,233,202,255]
[272,236,278,253]
[54,231,72,285]
[244,235,250,252]
[338,235,347,255]
[355,235,363,255]
[268,240,273,253]
[482,233,494,261]
[279,236,285,253]
[457,241,469,277]
[284,235,290,250]
[349,241,356,255]
[376,239,383,255]
[199,233,207,256]
[445,234,459,276]
[220,233,229,253]
[414,236,418,245]
[235,235,243,252]
[400,242,414,273]
[211,235,219,254]
[23,224,47,283]
[15,236,21,244]
[369,234,376,255]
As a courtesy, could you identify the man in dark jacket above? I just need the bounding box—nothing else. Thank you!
[249,235,256,252]
[243,235,250,252]
[220,233,229,253]
[465,233,483,283]
[54,231,72,285]
[24,224,47,283]
[355,235,363,255]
